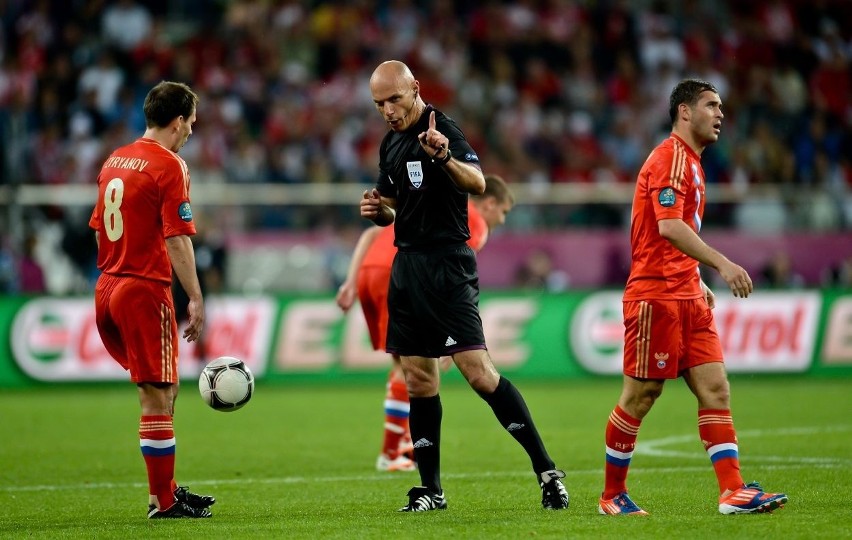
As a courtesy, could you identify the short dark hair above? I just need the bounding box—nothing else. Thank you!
[475,174,514,205]
[143,81,199,128]
[669,79,718,126]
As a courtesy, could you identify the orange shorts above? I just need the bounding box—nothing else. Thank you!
[94,273,179,384]
[357,265,391,351]
[622,298,723,379]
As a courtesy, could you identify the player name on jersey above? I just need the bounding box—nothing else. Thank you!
[103,156,150,172]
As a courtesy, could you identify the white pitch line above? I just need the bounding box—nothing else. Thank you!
[0,462,846,494]
[2,425,848,494]
[636,424,852,465]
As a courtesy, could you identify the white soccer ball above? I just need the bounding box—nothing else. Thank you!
[198,356,254,412]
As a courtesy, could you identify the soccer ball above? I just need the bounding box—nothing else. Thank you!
[198,356,254,412]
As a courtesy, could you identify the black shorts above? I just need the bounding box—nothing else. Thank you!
[386,243,486,358]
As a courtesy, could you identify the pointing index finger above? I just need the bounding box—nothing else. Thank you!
[429,110,436,130]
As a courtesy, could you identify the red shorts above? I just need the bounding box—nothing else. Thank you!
[622,298,723,379]
[357,265,391,351]
[94,273,179,384]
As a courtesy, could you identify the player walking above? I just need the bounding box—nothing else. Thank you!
[598,79,788,516]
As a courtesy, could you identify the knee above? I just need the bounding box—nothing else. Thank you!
[466,369,499,394]
[621,385,663,418]
[701,379,731,409]
[403,366,438,397]
[456,351,500,393]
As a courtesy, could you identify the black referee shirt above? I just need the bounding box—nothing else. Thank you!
[375,105,481,251]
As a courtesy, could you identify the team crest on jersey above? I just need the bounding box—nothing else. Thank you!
[178,201,193,222]
[407,161,424,189]
[658,187,676,207]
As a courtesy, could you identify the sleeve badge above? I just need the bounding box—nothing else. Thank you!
[658,187,676,207]
[178,201,193,222]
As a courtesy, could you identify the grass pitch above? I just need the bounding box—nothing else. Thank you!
[0,376,849,539]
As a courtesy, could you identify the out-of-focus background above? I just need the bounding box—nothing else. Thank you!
[0,0,850,386]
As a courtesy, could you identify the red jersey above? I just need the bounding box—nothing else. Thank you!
[89,138,196,285]
[467,201,488,252]
[361,201,487,270]
[362,226,397,270]
[623,134,706,301]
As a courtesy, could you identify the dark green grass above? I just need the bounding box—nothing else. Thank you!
[0,377,849,539]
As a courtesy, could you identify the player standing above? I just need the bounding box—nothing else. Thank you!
[361,60,568,512]
[89,81,214,519]
[337,175,515,472]
[598,79,788,515]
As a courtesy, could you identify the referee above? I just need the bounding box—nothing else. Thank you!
[360,60,569,513]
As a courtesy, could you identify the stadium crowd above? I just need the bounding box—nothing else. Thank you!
[0,0,850,292]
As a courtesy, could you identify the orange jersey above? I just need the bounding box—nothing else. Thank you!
[361,201,487,270]
[624,134,705,301]
[89,138,196,285]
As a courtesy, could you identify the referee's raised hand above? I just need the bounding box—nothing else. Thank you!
[418,110,449,160]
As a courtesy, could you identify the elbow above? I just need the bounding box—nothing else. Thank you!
[657,221,675,241]
[471,177,486,196]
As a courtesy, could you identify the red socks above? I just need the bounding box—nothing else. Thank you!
[381,368,410,458]
[139,415,176,509]
[603,405,641,499]
[698,409,744,494]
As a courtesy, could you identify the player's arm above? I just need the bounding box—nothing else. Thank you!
[166,235,204,341]
[336,226,383,312]
[658,218,753,298]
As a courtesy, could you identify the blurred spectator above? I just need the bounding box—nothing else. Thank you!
[101,0,153,53]
[638,8,684,74]
[601,107,645,181]
[759,251,805,289]
[514,248,569,291]
[0,87,35,186]
[18,232,45,293]
[60,216,98,290]
[0,237,16,293]
[77,49,124,119]
[823,255,852,288]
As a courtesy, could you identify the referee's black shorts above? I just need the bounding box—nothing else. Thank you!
[386,243,486,358]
